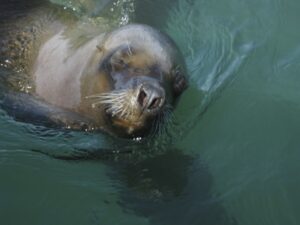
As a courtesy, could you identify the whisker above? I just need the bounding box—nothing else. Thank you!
[85,90,129,99]
[127,42,133,56]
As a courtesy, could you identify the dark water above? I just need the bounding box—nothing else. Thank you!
[1,0,300,225]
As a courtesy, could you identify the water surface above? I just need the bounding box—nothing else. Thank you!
[1,0,300,225]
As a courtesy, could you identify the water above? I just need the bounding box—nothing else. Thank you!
[1,0,300,224]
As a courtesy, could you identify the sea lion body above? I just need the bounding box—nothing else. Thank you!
[1,6,187,138]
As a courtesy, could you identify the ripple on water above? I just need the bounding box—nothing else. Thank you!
[166,0,255,138]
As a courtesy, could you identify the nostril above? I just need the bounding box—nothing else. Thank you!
[137,84,165,111]
[138,89,147,107]
[148,97,161,110]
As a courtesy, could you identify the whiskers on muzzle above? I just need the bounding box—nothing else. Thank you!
[85,89,137,119]
[150,104,174,137]
[85,89,174,136]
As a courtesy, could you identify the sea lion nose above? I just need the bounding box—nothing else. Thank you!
[137,84,165,112]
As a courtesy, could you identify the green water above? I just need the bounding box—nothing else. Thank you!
[1,0,300,224]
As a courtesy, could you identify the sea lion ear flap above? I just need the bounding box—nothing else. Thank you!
[172,68,188,96]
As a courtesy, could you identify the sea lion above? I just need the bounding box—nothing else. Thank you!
[0,6,188,138]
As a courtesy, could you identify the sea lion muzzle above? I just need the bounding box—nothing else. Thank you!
[101,75,168,138]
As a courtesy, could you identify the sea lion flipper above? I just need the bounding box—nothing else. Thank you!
[0,92,94,131]
[48,111,95,131]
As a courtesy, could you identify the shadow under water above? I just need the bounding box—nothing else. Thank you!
[103,149,238,225]
[0,0,47,21]
[134,0,178,29]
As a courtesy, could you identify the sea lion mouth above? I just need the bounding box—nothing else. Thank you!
[111,117,145,136]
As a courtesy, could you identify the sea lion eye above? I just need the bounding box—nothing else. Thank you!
[109,45,134,71]
[110,55,128,71]
[173,69,188,96]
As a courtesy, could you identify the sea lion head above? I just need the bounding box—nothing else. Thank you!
[86,24,188,138]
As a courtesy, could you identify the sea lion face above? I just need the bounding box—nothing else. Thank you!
[87,25,187,138]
